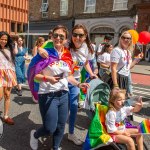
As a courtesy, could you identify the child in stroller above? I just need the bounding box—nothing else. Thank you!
[83,78,142,150]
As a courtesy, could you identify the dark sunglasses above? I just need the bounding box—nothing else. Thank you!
[53,33,65,40]
[72,32,85,38]
[121,36,131,40]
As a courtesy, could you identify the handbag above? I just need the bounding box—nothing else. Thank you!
[101,65,125,88]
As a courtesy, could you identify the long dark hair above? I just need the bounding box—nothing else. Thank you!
[100,43,112,55]
[70,24,94,54]
[0,31,15,63]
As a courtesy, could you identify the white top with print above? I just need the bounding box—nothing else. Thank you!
[105,106,133,133]
[71,42,91,79]
[38,60,71,94]
[110,47,132,76]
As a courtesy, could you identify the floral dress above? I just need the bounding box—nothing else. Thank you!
[15,47,27,84]
[0,49,17,87]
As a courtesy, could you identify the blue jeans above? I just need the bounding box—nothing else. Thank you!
[34,90,69,150]
[68,83,80,134]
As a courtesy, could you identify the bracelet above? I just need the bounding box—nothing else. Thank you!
[43,76,47,82]
[77,83,81,88]
[113,84,119,87]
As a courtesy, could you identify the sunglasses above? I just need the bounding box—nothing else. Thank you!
[53,33,65,40]
[121,36,131,40]
[72,32,85,38]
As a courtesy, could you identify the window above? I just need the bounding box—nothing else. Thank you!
[17,24,22,32]
[84,0,96,13]
[113,0,128,11]
[60,0,68,16]
[42,12,48,18]
[11,22,15,32]
[40,0,49,12]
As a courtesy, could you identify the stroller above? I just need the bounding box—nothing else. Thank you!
[83,78,128,150]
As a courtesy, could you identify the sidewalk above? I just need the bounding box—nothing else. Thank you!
[131,60,150,75]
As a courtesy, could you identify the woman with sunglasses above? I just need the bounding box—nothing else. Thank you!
[37,24,97,145]
[68,24,97,145]
[29,25,89,150]
[110,31,143,94]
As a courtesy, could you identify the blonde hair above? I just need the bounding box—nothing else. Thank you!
[108,89,126,111]
[119,31,134,51]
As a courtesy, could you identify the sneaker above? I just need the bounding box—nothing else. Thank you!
[16,89,22,96]
[2,117,14,125]
[30,130,38,150]
[68,133,83,145]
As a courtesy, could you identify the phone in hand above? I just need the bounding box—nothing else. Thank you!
[54,73,64,79]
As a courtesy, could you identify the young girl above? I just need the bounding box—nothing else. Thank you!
[0,31,18,125]
[105,90,143,150]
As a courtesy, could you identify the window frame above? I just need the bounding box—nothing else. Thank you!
[84,0,96,13]
[40,0,49,12]
[42,12,48,18]
[113,0,128,11]
[60,0,68,16]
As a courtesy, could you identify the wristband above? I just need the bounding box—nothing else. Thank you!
[113,84,119,87]
[77,83,81,88]
[43,76,47,82]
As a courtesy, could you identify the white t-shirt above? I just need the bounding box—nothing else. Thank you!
[105,106,133,133]
[110,47,132,76]
[38,60,71,94]
[97,52,110,67]
[97,44,103,53]
[71,42,91,79]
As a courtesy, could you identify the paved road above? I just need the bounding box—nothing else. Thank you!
[0,83,149,150]
[0,86,90,150]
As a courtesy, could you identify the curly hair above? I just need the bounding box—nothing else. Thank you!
[0,31,15,63]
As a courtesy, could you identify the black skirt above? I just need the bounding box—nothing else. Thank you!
[117,73,129,91]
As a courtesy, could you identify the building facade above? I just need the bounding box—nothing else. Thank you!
[0,0,29,34]
[29,0,150,47]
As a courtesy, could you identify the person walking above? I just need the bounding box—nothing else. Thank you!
[97,43,113,78]
[0,31,18,125]
[36,24,97,145]
[29,25,89,150]
[68,24,97,145]
[110,31,143,93]
[15,36,28,96]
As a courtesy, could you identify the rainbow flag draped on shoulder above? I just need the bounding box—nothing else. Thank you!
[27,41,73,102]
[83,104,113,150]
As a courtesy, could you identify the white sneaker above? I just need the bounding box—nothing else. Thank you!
[68,133,83,145]
[30,130,38,150]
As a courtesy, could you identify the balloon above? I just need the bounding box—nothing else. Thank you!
[138,31,150,45]
[128,29,139,44]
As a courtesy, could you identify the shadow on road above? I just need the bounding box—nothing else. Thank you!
[13,96,35,105]
[0,111,41,150]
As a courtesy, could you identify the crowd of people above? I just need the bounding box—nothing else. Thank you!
[0,23,144,150]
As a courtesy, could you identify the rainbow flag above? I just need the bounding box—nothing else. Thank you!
[138,119,150,134]
[83,104,113,150]
[27,41,73,102]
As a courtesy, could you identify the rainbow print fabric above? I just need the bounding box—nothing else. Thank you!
[27,41,73,102]
[83,103,113,150]
[138,119,150,134]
